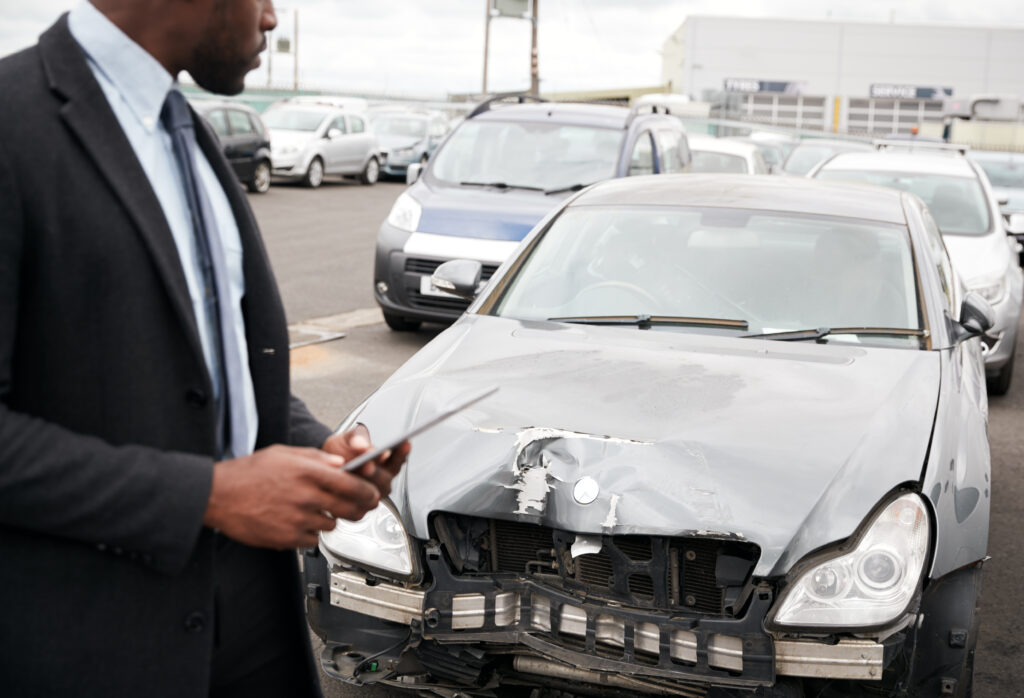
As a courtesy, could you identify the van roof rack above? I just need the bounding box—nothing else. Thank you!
[625,102,672,128]
[873,139,969,155]
[468,93,546,119]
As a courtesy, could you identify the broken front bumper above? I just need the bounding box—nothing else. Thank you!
[304,545,889,694]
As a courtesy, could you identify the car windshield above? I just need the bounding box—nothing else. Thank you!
[430,120,623,191]
[817,170,992,235]
[974,157,1024,189]
[490,206,923,348]
[372,116,428,138]
[261,108,327,132]
[783,144,848,175]
[690,151,748,173]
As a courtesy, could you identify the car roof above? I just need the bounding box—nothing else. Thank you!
[190,99,256,113]
[969,150,1024,162]
[471,102,633,130]
[819,151,979,178]
[791,138,873,150]
[688,135,758,157]
[571,174,908,225]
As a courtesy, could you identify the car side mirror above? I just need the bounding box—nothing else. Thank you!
[954,291,995,342]
[406,162,423,185]
[1006,212,1024,235]
[327,128,342,140]
[997,196,1010,207]
[431,259,482,300]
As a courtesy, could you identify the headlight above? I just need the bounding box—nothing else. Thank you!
[771,492,930,629]
[386,192,422,232]
[969,276,1007,305]
[320,499,414,578]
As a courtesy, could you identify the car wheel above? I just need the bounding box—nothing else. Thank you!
[987,347,1015,396]
[303,157,324,188]
[360,157,380,186]
[247,160,271,193]
[383,312,421,332]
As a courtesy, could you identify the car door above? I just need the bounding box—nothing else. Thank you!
[345,114,376,173]
[625,131,655,177]
[225,108,258,181]
[322,115,349,173]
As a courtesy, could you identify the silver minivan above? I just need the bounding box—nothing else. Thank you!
[262,100,380,187]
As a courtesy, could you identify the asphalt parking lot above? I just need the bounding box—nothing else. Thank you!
[251,178,1024,697]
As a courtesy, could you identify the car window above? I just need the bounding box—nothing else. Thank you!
[373,116,428,139]
[752,150,769,175]
[227,109,254,135]
[261,108,327,132]
[919,206,957,310]
[783,144,842,175]
[689,151,748,174]
[206,109,230,138]
[349,115,366,134]
[816,170,992,236]
[430,120,623,191]
[629,133,655,176]
[430,119,448,138]
[655,130,687,174]
[330,117,348,134]
[974,157,1024,189]
[491,206,922,348]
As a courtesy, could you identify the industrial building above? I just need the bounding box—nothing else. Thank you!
[660,16,1024,136]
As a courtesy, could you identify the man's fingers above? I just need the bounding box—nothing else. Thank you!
[302,462,380,507]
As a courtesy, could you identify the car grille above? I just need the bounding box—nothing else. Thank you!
[405,257,499,280]
[434,514,760,616]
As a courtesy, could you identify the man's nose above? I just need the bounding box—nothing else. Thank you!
[262,0,278,32]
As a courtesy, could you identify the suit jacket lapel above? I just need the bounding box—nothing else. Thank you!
[38,15,206,367]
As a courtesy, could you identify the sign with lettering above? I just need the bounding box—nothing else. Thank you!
[724,78,806,95]
[491,0,531,18]
[870,84,953,100]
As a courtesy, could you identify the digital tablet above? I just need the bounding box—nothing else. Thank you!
[342,386,499,472]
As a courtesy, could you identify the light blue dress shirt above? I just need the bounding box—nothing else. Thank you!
[69,1,259,456]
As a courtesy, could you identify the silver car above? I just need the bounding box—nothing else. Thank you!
[306,175,992,698]
[262,100,380,187]
[811,146,1024,394]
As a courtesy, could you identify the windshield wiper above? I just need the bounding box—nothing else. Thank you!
[544,182,598,196]
[547,314,749,330]
[743,326,928,342]
[459,181,544,192]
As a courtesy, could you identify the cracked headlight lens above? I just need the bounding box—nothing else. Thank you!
[386,192,422,233]
[771,493,930,628]
[320,499,413,577]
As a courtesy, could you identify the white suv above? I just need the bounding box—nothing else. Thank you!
[262,100,380,187]
[810,144,1024,394]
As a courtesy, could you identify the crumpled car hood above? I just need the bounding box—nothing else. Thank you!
[360,316,940,577]
[943,230,1011,285]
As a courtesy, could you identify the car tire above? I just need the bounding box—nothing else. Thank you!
[987,347,1015,396]
[360,157,380,186]
[247,159,271,194]
[383,312,421,332]
[303,157,324,188]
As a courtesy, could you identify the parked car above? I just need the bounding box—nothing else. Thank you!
[374,95,691,331]
[969,149,1024,216]
[261,100,380,187]
[811,146,1024,394]
[369,109,451,179]
[780,138,872,176]
[308,174,992,698]
[688,135,768,174]
[191,99,272,193]
[726,136,786,173]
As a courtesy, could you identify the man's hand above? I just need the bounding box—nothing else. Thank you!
[203,445,382,549]
[322,424,410,499]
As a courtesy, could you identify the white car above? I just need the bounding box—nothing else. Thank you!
[811,147,1024,394]
[262,101,380,187]
[687,134,768,174]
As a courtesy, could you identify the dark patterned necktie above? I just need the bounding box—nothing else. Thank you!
[161,88,250,459]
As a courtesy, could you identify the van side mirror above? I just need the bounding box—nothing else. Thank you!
[953,291,995,343]
[406,162,423,185]
[1007,212,1024,235]
[431,259,482,300]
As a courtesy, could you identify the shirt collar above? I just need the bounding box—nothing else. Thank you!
[67,1,175,134]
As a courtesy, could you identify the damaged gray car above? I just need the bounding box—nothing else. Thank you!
[304,175,993,697]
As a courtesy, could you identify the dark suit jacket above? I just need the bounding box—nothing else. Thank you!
[0,16,330,696]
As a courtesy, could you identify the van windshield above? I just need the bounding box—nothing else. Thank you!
[430,120,623,191]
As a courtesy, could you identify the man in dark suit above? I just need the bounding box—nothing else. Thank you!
[0,1,407,696]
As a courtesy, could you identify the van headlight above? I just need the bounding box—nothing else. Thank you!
[387,192,422,232]
[770,493,930,629]
[320,499,415,579]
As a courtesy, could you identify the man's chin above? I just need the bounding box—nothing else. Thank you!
[189,70,247,97]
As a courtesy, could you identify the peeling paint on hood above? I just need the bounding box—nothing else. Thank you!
[362,315,941,578]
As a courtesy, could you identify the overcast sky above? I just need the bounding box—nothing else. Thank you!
[1,0,1022,97]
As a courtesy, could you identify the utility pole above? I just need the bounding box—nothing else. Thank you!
[293,9,299,91]
[266,29,273,86]
[482,0,491,96]
[529,0,539,97]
